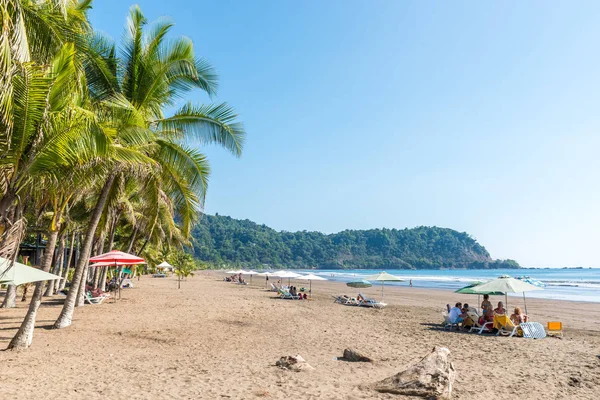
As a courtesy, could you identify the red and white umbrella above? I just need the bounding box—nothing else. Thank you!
[89,250,145,264]
[88,251,145,299]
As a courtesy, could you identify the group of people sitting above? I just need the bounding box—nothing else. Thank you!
[224,273,246,284]
[447,294,529,333]
[288,286,308,299]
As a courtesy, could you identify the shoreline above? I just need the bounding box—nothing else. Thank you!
[214,268,600,304]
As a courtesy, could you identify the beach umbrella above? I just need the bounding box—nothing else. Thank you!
[470,276,543,314]
[257,271,279,287]
[296,273,327,298]
[89,250,145,264]
[0,257,62,286]
[455,282,505,312]
[89,250,145,299]
[157,261,173,271]
[346,279,373,289]
[275,271,302,286]
[364,271,404,301]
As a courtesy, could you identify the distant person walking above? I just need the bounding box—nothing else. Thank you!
[409,279,413,287]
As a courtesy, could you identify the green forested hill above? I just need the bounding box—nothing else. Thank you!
[190,214,520,270]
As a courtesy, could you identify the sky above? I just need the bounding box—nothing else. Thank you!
[90,1,600,268]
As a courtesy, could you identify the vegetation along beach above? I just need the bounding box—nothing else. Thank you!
[1,1,600,399]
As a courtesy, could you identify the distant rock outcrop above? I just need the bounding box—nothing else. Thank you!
[192,213,521,270]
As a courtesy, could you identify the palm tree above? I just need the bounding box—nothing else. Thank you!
[5,39,113,349]
[53,5,245,328]
[172,251,196,289]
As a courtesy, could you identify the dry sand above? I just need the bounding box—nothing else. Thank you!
[1,271,599,399]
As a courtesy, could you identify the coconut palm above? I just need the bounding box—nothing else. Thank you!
[53,5,245,328]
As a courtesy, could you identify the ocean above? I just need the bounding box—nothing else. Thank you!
[296,268,600,303]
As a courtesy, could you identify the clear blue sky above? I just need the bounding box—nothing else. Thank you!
[90,1,600,268]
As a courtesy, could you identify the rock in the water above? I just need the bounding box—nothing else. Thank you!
[341,348,373,362]
[276,355,315,372]
[372,346,455,399]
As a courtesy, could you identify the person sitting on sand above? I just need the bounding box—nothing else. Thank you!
[494,301,506,315]
[510,307,528,325]
[290,286,296,296]
[481,294,492,313]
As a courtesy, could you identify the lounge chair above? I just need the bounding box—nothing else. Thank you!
[468,312,494,334]
[442,311,460,331]
[333,295,349,304]
[85,292,108,305]
[270,283,279,292]
[357,292,386,309]
[547,321,563,337]
[332,295,359,305]
[494,314,518,336]
[520,322,547,339]
[279,289,300,300]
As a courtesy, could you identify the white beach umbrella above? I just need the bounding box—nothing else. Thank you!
[157,261,173,271]
[275,271,302,285]
[0,257,62,286]
[364,271,405,301]
[296,273,327,298]
[470,276,543,314]
[257,271,278,288]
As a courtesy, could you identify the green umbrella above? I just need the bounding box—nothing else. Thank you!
[455,282,504,295]
[471,276,543,314]
[364,271,405,301]
[0,257,62,286]
[346,279,373,288]
[455,282,504,313]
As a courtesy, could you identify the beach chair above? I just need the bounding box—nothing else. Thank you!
[442,311,460,331]
[279,289,300,300]
[520,322,547,339]
[494,315,520,337]
[468,311,493,334]
[270,283,279,292]
[547,321,563,337]
[85,293,107,305]
[357,293,386,309]
[333,295,349,304]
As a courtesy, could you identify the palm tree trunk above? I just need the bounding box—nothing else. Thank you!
[1,285,17,308]
[75,266,88,307]
[53,174,116,329]
[45,234,65,296]
[99,266,108,291]
[52,236,66,294]
[126,226,138,253]
[92,231,106,289]
[58,231,76,292]
[8,229,59,349]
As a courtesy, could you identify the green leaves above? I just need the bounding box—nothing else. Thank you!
[158,102,244,157]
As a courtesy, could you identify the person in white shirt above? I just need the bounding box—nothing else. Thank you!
[448,302,464,324]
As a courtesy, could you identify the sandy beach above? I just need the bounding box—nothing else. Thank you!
[1,272,599,399]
